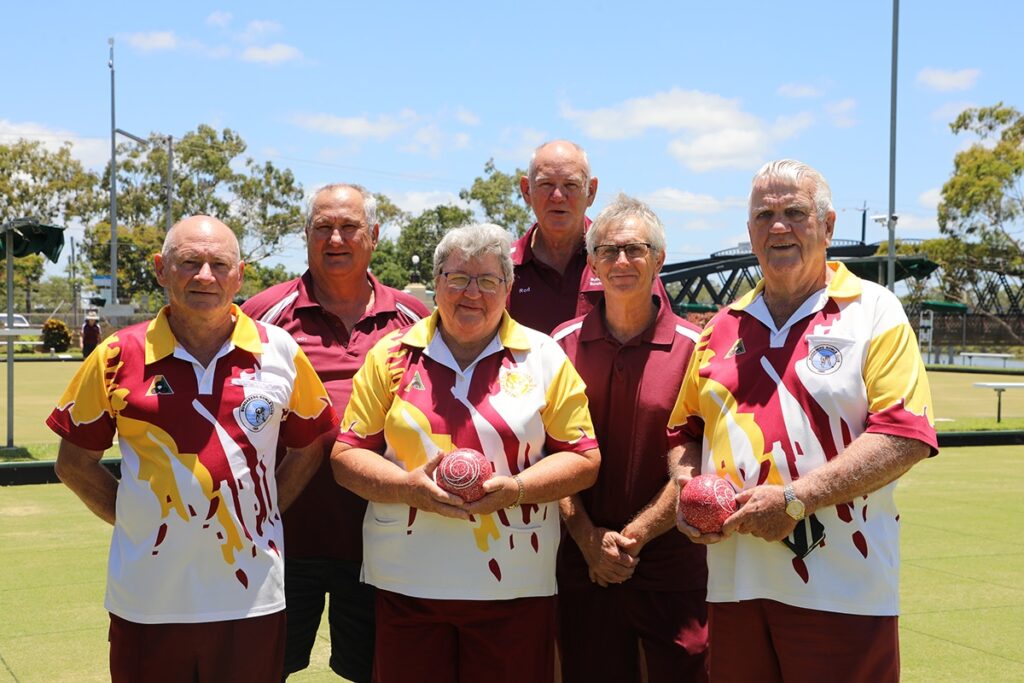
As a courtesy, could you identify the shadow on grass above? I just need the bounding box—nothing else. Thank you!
[0,446,37,461]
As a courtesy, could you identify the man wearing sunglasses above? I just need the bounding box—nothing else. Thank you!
[511,140,667,334]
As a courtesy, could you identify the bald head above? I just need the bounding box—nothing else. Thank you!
[162,215,241,264]
[527,140,591,189]
[521,140,598,240]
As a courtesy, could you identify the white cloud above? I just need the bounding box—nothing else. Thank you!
[893,212,939,234]
[453,132,471,149]
[455,107,481,126]
[561,88,758,140]
[0,119,108,168]
[206,11,232,27]
[291,110,417,139]
[494,126,547,164]
[777,83,824,99]
[389,190,465,217]
[563,88,814,172]
[639,188,736,214]
[241,43,302,64]
[401,125,444,157]
[931,101,974,122]
[124,31,178,51]
[917,67,981,92]
[918,188,942,210]
[240,20,281,42]
[825,98,857,128]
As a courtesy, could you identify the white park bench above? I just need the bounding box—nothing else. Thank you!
[960,351,1015,368]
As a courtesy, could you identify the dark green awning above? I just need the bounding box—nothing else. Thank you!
[922,300,968,313]
[0,218,65,263]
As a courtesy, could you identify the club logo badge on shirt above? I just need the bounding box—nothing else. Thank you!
[725,338,746,359]
[499,367,536,398]
[807,344,842,374]
[240,395,274,432]
[146,375,174,396]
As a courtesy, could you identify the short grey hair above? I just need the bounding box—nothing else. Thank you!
[586,193,667,255]
[527,140,592,197]
[433,223,514,285]
[305,183,378,231]
[749,159,834,221]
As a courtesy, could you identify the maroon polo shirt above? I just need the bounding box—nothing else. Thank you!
[241,272,430,561]
[553,296,707,592]
[509,221,671,335]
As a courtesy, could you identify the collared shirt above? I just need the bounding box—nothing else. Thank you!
[509,222,672,334]
[668,262,938,615]
[338,311,598,600]
[241,272,429,560]
[47,305,337,624]
[553,296,706,591]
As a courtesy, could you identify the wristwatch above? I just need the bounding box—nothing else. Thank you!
[783,484,806,521]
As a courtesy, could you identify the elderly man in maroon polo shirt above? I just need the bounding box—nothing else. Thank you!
[511,140,669,334]
[552,194,708,682]
[242,184,429,683]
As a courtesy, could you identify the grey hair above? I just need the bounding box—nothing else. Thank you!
[304,183,378,230]
[749,159,834,221]
[527,140,592,197]
[586,193,667,255]
[161,216,241,263]
[433,223,515,285]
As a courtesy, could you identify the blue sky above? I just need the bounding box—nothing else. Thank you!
[3,1,1019,277]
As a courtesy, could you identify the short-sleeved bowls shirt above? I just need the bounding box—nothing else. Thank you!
[668,263,937,616]
[47,306,337,624]
[338,311,598,600]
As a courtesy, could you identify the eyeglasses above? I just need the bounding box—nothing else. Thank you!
[593,242,654,261]
[441,272,506,294]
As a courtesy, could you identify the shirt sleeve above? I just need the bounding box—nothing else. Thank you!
[862,304,939,453]
[541,355,598,454]
[45,338,119,451]
[280,344,338,449]
[666,329,708,448]
[336,331,403,453]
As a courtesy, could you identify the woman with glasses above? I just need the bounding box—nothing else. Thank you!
[331,223,600,683]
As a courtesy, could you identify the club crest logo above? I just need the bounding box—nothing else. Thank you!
[807,344,842,374]
[240,395,274,432]
[499,367,536,398]
[725,338,746,359]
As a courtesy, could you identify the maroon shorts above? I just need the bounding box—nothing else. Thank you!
[708,599,899,683]
[558,585,707,683]
[374,590,556,683]
[108,611,286,683]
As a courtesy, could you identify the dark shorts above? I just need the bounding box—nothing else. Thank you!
[283,557,375,682]
[374,589,556,683]
[708,599,899,683]
[108,610,285,683]
[558,585,708,683]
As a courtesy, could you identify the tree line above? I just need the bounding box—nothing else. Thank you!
[3,103,1023,314]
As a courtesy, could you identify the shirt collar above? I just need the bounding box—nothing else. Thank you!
[297,271,401,316]
[580,293,676,345]
[510,218,592,266]
[145,304,262,365]
[730,261,862,312]
[401,310,531,351]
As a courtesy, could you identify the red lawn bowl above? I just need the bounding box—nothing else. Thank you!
[435,448,493,502]
[680,474,737,533]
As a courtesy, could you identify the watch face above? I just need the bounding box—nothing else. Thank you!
[786,499,806,520]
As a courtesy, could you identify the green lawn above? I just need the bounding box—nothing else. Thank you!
[1,446,1021,682]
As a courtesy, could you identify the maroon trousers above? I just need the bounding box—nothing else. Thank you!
[708,599,899,683]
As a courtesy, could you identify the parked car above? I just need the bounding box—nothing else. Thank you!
[0,313,30,328]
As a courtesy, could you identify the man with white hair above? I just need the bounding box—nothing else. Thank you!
[242,184,428,682]
[510,140,668,334]
[553,194,707,682]
[49,216,336,681]
[669,160,937,681]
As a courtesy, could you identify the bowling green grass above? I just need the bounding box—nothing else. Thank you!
[0,447,1020,682]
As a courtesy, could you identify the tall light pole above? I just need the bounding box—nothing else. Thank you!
[886,0,900,291]
[108,38,118,305]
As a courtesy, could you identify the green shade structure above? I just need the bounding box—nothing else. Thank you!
[2,218,66,448]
